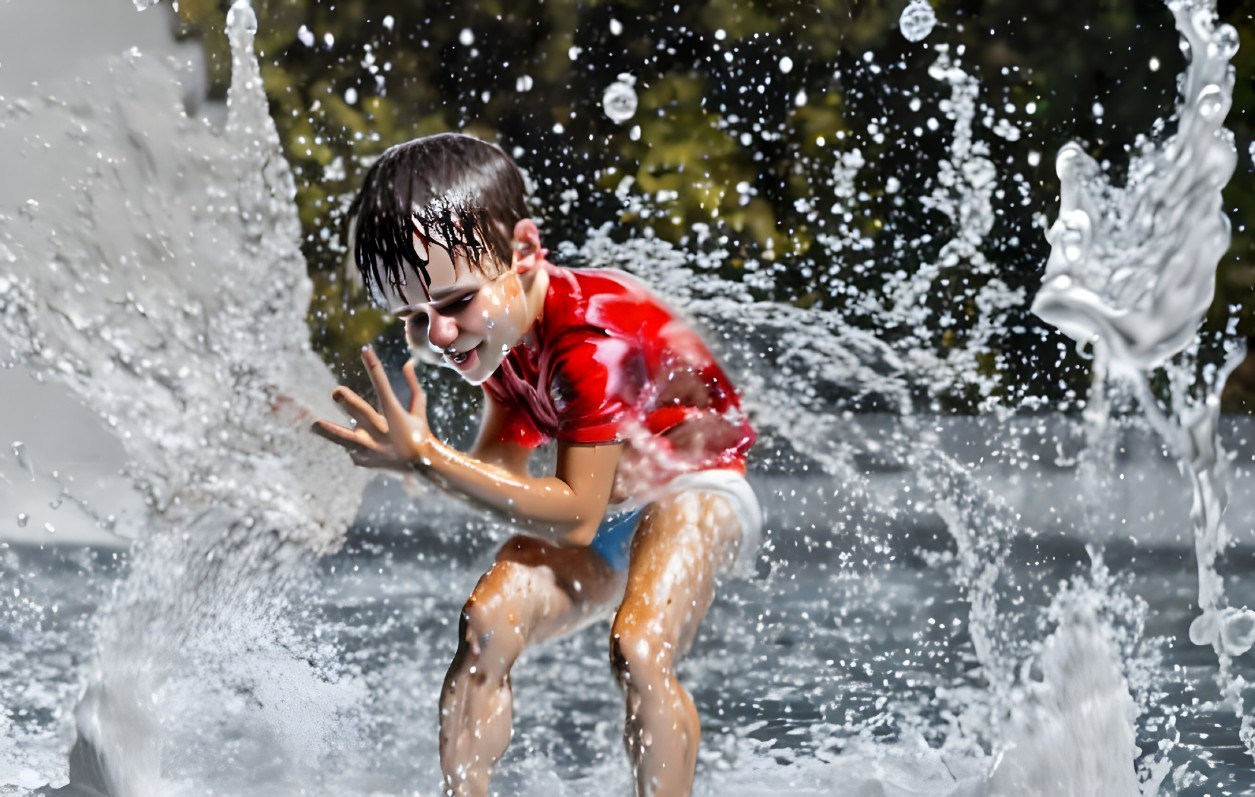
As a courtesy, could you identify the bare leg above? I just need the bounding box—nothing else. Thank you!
[610,492,740,797]
[441,535,621,797]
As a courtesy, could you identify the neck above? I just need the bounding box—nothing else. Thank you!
[520,261,549,329]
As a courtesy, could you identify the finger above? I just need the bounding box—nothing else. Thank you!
[311,419,377,453]
[403,360,425,415]
[361,346,409,433]
[332,386,387,434]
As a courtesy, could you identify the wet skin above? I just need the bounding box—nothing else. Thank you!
[312,219,742,797]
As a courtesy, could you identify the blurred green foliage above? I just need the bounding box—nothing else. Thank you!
[170,0,1253,409]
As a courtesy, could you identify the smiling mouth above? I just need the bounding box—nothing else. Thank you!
[444,347,478,369]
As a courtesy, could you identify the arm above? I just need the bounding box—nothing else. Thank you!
[312,347,621,546]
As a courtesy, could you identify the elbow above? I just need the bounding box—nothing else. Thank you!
[548,513,600,548]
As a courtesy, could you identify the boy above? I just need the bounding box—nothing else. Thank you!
[312,133,759,797]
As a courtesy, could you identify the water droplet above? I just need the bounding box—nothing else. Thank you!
[1197,84,1225,120]
[603,77,638,124]
[899,0,937,43]
[16,513,28,528]
[1190,609,1223,649]
[779,56,794,75]
[515,75,534,93]
[1211,24,1239,61]
[610,18,623,36]
[459,28,475,47]
[1061,229,1085,263]
[1221,609,1255,656]
[297,25,315,48]
[344,87,358,105]
[43,522,55,534]
[225,0,258,36]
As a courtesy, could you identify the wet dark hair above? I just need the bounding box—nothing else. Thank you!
[346,133,529,304]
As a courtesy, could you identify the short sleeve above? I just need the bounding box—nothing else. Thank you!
[481,378,549,449]
[549,329,646,445]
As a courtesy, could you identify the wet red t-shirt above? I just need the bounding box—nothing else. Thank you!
[482,262,754,491]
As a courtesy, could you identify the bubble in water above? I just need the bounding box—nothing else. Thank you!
[603,75,638,124]
[899,0,937,43]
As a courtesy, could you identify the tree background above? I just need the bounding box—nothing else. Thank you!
[169,0,1254,411]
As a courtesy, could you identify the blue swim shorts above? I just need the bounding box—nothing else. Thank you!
[588,506,646,573]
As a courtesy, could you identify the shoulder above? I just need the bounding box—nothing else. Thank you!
[545,263,678,336]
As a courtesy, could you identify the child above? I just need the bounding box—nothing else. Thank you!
[312,132,760,797]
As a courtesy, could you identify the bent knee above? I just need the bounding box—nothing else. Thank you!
[460,561,535,650]
[609,624,672,687]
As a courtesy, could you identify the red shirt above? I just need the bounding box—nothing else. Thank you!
[483,262,755,492]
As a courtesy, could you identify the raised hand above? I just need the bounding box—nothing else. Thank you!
[311,346,431,471]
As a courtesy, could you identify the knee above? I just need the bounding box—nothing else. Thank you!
[609,621,671,690]
[457,562,530,668]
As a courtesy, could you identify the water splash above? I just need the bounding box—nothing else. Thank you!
[1032,1,1237,375]
[986,551,1171,795]
[0,0,370,791]
[1032,0,1252,759]
[0,0,362,546]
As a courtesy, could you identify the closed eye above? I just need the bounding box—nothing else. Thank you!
[437,293,476,315]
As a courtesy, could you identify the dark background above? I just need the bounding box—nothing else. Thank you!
[171,0,1254,411]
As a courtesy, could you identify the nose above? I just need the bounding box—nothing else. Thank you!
[424,308,460,350]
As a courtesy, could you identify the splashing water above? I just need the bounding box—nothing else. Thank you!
[0,0,368,791]
[1032,0,1253,758]
[1,0,1252,794]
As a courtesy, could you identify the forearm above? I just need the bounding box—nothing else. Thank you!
[414,436,601,545]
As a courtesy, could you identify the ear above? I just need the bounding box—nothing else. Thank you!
[511,219,546,270]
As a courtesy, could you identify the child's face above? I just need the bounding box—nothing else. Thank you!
[379,232,529,386]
